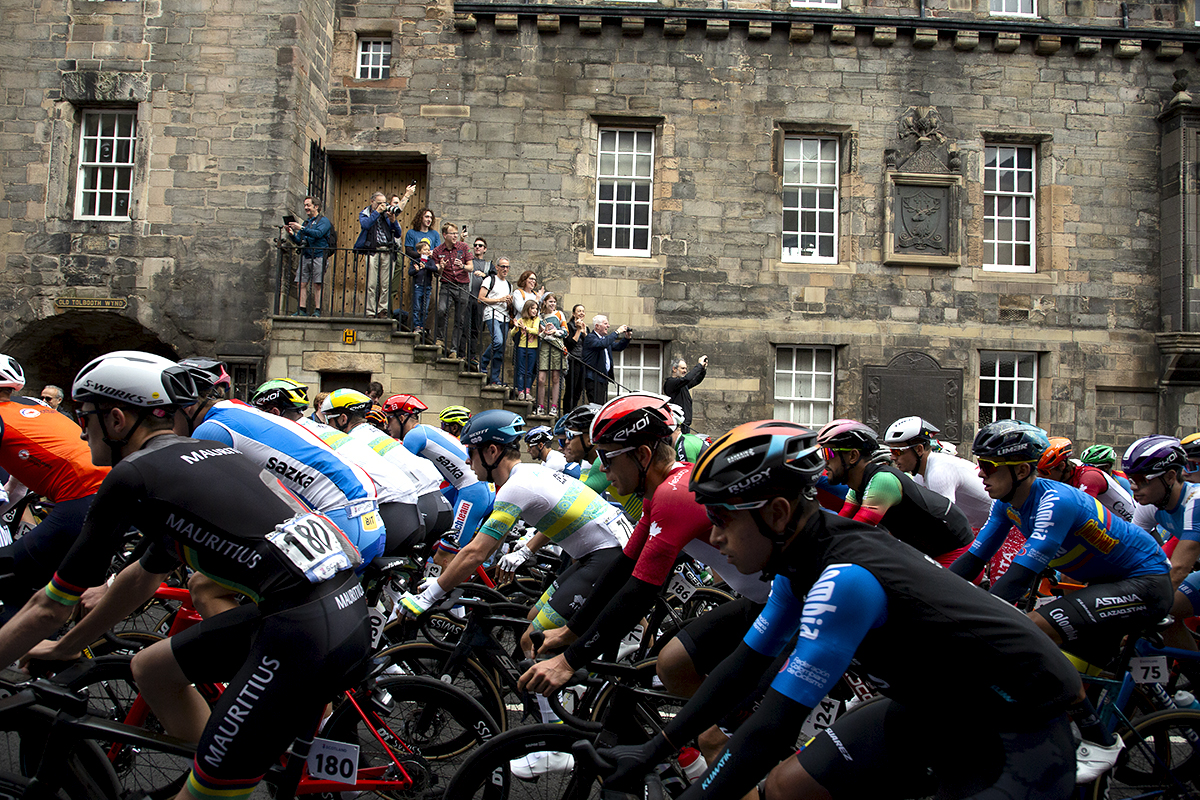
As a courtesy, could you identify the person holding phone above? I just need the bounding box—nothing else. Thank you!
[354,186,413,318]
[284,196,333,317]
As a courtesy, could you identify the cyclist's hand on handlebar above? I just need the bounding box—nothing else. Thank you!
[20,638,81,670]
[536,625,576,653]
[399,577,448,619]
[596,734,673,792]
[518,653,576,695]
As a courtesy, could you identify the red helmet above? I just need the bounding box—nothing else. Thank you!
[1037,437,1073,472]
[382,394,427,416]
[590,393,676,446]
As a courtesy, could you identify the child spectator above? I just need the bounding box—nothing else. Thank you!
[536,295,568,416]
[409,238,435,336]
[512,299,541,402]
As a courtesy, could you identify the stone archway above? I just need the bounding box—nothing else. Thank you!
[0,312,178,404]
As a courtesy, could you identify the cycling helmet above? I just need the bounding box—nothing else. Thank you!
[320,388,373,416]
[0,354,25,391]
[74,351,197,408]
[251,378,309,412]
[883,416,940,448]
[590,394,676,446]
[460,409,525,448]
[439,405,473,427]
[691,420,825,507]
[1079,444,1118,467]
[972,420,1049,464]
[525,426,554,447]
[1122,436,1187,479]
[560,404,601,437]
[1180,433,1200,462]
[365,406,388,428]
[815,419,879,454]
[870,446,894,466]
[382,394,427,417]
[1037,437,1074,472]
[177,357,231,395]
[667,403,686,429]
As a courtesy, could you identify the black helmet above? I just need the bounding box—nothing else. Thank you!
[690,420,825,506]
[972,420,1049,464]
[559,404,601,437]
[177,357,231,396]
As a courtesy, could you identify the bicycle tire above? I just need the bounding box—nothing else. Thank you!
[585,658,688,746]
[374,641,509,730]
[1090,707,1200,799]
[441,723,601,800]
[321,674,503,799]
[46,655,192,799]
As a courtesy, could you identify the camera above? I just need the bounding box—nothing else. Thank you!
[387,203,404,215]
[624,327,634,337]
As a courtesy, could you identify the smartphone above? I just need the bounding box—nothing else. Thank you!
[462,225,469,236]
[409,180,418,187]
[282,214,297,226]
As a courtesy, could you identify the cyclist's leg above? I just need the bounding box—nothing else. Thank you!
[379,500,425,555]
[1034,573,1174,664]
[187,572,240,618]
[1163,572,1199,651]
[657,596,762,696]
[523,547,622,653]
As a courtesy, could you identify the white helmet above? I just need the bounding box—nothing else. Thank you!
[0,354,25,391]
[73,351,198,408]
[883,416,940,448]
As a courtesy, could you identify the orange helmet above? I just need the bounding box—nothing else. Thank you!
[1037,437,1073,472]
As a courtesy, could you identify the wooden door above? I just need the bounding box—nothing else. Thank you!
[329,165,429,316]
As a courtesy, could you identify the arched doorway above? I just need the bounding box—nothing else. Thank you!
[0,312,178,408]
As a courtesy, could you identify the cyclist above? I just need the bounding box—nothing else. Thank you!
[520,396,769,733]
[554,403,599,479]
[0,353,110,622]
[670,403,709,464]
[949,420,1173,781]
[525,425,569,473]
[438,404,472,438]
[598,420,1080,800]
[399,409,628,654]
[1081,443,1133,493]
[252,381,448,556]
[817,418,974,565]
[0,351,370,800]
[882,415,993,529]
[558,401,644,522]
[1124,436,1200,664]
[1180,432,1200,485]
[176,359,386,566]
[1037,435,1135,522]
[383,393,493,557]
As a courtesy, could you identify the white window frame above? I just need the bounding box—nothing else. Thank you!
[357,39,392,80]
[781,135,839,264]
[790,0,841,8]
[983,144,1036,273]
[990,0,1036,17]
[774,346,835,426]
[75,109,137,221]
[611,341,663,399]
[594,128,654,257]
[978,351,1038,425]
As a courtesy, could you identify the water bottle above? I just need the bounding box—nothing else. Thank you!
[1174,690,1200,709]
[678,746,708,781]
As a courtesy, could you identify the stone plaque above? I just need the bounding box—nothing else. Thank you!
[863,352,962,442]
[884,173,963,268]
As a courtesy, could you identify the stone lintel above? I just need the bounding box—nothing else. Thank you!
[873,26,896,47]
[537,14,560,33]
[953,30,977,51]
[62,70,151,103]
[420,105,470,117]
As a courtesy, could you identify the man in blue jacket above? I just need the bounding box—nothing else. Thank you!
[285,196,333,316]
[354,187,412,318]
[581,314,632,403]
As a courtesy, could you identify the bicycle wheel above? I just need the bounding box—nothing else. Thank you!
[441,723,600,800]
[322,674,502,798]
[648,587,736,657]
[1092,708,1200,799]
[586,659,687,746]
[375,641,509,730]
[47,655,192,799]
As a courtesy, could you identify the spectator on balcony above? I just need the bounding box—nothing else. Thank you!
[354,189,409,318]
[431,222,473,359]
[284,196,333,317]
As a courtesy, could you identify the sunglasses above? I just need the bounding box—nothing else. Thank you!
[977,460,1028,477]
[74,407,110,429]
[703,498,770,527]
[821,446,854,461]
[597,446,637,468]
[1185,462,1200,475]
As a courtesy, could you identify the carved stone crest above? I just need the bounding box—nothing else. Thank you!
[884,106,963,268]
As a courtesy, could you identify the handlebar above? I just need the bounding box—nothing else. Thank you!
[572,741,665,800]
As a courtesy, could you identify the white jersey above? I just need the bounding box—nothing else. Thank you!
[477,463,626,559]
[296,418,421,505]
[541,450,569,474]
[913,451,994,530]
[345,424,443,495]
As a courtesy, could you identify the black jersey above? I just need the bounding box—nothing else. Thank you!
[50,435,318,604]
[850,462,974,557]
[771,512,1080,726]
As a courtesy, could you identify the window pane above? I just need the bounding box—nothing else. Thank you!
[983,144,1036,273]
[77,109,136,220]
[774,346,835,424]
[595,128,653,256]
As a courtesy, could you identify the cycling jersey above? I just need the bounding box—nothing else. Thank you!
[541,449,568,473]
[675,433,707,464]
[1133,479,1200,544]
[347,424,442,495]
[478,463,626,559]
[912,450,993,529]
[839,462,973,558]
[582,456,643,521]
[0,397,108,502]
[297,418,422,505]
[1069,461,1135,522]
[191,400,385,563]
[970,478,1169,584]
[402,424,477,491]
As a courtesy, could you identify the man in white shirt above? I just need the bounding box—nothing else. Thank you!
[884,416,993,529]
[479,258,513,387]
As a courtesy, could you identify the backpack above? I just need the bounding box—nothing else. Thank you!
[324,217,338,254]
[486,274,516,319]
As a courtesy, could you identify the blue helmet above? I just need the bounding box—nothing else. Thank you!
[525,425,554,447]
[461,409,525,448]
[972,420,1049,464]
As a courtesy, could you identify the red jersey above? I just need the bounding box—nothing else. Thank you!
[0,398,109,502]
[622,462,713,585]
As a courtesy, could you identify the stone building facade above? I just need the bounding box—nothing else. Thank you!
[4,0,1200,447]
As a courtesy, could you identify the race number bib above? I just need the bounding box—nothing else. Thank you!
[307,738,359,785]
[799,696,841,740]
[605,512,634,547]
[267,513,354,583]
[667,565,696,602]
[1130,656,1169,684]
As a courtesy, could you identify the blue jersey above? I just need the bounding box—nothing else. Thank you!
[1142,481,1200,544]
[402,424,477,492]
[970,478,1168,583]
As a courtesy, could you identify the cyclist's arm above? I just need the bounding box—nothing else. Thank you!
[0,476,26,516]
[1132,502,1158,534]
[987,562,1041,605]
[848,471,902,527]
[956,500,1010,567]
[23,561,169,662]
[438,527,504,591]
[564,569,658,669]
[1170,538,1200,590]
[562,553,636,638]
